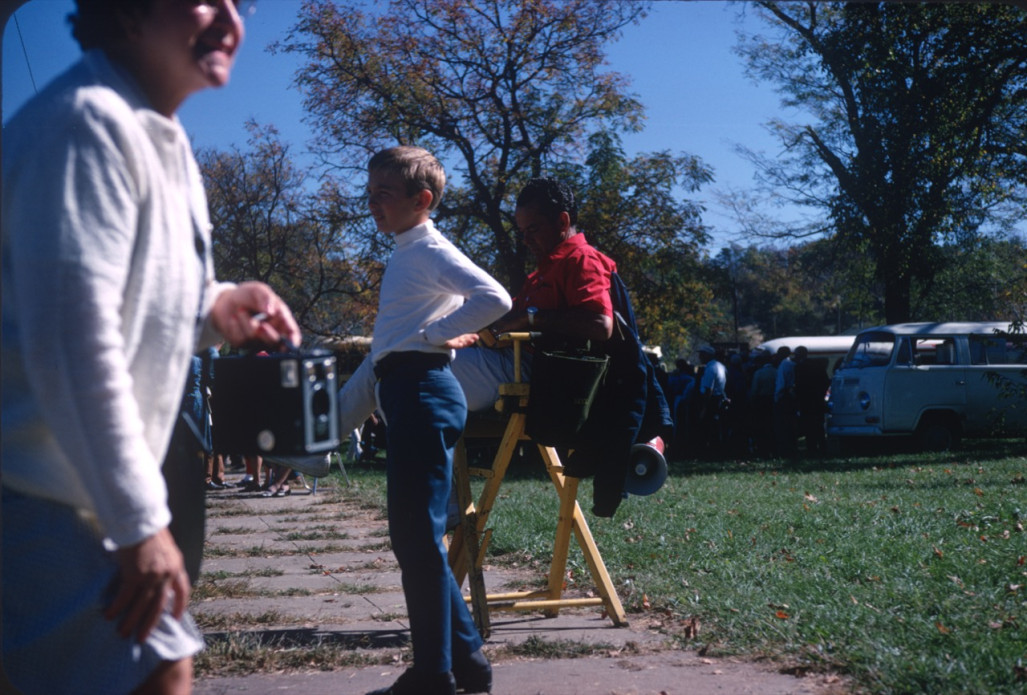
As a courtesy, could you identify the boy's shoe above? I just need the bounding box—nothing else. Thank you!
[367,668,456,695]
[453,649,492,693]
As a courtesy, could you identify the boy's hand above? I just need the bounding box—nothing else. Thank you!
[444,333,481,349]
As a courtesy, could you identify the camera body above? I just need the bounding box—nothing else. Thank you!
[212,350,339,456]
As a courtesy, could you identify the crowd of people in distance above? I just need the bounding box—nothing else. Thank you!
[659,343,833,461]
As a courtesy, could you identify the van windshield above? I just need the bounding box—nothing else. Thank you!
[842,332,895,368]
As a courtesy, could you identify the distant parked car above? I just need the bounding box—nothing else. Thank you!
[827,322,1027,452]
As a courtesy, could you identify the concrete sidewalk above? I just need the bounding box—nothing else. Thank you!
[191,472,844,695]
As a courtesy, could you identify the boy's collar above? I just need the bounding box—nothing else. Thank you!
[393,219,435,245]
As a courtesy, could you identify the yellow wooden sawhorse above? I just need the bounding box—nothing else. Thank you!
[447,333,627,638]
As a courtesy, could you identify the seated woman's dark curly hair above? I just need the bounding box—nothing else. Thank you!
[516,177,578,227]
[69,0,153,51]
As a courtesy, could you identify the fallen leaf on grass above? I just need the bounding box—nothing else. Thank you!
[775,610,791,620]
[936,622,951,634]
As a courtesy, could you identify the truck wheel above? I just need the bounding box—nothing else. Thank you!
[916,419,959,452]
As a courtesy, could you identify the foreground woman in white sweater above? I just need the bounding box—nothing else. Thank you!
[1,1,300,693]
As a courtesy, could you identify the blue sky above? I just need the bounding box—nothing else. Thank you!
[3,0,798,250]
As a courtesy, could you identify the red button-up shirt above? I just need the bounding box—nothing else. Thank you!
[512,233,616,318]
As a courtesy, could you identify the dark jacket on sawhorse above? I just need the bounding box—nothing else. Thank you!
[564,272,673,516]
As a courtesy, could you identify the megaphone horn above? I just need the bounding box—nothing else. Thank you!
[623,436,668,496]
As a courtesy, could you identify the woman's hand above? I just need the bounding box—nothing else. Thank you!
[211,281,302,350]
[104,528,190,643]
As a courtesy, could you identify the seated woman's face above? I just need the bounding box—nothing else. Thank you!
[123,0,245,113]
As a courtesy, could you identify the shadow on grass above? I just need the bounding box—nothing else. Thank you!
[666,436,1027,477]
[340,426,1026,484]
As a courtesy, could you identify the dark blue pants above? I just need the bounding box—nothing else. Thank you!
[377,361,482,674]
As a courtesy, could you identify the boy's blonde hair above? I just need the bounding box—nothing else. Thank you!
[368,146,446,211]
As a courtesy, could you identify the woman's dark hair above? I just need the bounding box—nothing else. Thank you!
[516,177,578,227]
[70,0,153,51]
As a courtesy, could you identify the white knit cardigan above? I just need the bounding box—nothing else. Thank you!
[2,50,233,547]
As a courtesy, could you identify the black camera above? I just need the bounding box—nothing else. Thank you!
[212,350,340,456]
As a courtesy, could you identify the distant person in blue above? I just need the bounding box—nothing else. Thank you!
[697,345,728,455]
[1,1,301,693]
[201,345,227,491]
[667,358,696,455]
[747,349,777,457]
[795,347,830,456]
[336,146,511,695]
[162,350,213,587]
[774,345,800,457]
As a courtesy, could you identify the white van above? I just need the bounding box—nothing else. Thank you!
[826,322,1027,451]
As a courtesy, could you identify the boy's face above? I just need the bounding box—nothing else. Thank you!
[367,168,429,235]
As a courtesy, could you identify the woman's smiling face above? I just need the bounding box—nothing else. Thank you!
[119,0,246,115]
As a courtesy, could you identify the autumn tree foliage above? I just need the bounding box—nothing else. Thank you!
[275,0,715,345]
[736,2,1027,324]
[709,234,1027,344]
[572,132,714,348]
[198,122,378,339]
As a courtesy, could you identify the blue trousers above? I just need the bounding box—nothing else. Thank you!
[377,360,483,674]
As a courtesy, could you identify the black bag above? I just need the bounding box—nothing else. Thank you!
[525,348,609,447]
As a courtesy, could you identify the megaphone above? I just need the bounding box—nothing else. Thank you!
[623,436,668,496]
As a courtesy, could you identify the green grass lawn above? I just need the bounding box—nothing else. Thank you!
[339,439,1027,695]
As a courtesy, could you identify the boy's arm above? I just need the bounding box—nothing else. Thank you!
[423,249,512,345]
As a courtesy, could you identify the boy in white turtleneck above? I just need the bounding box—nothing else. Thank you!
[340,146,510,695]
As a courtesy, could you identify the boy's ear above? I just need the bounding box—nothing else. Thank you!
[557,210,572,232]
[414,189,434,212]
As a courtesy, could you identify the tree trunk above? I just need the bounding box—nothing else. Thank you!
[883,271,912,325]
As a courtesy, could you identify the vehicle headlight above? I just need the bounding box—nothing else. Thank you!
[859,391,871,410]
